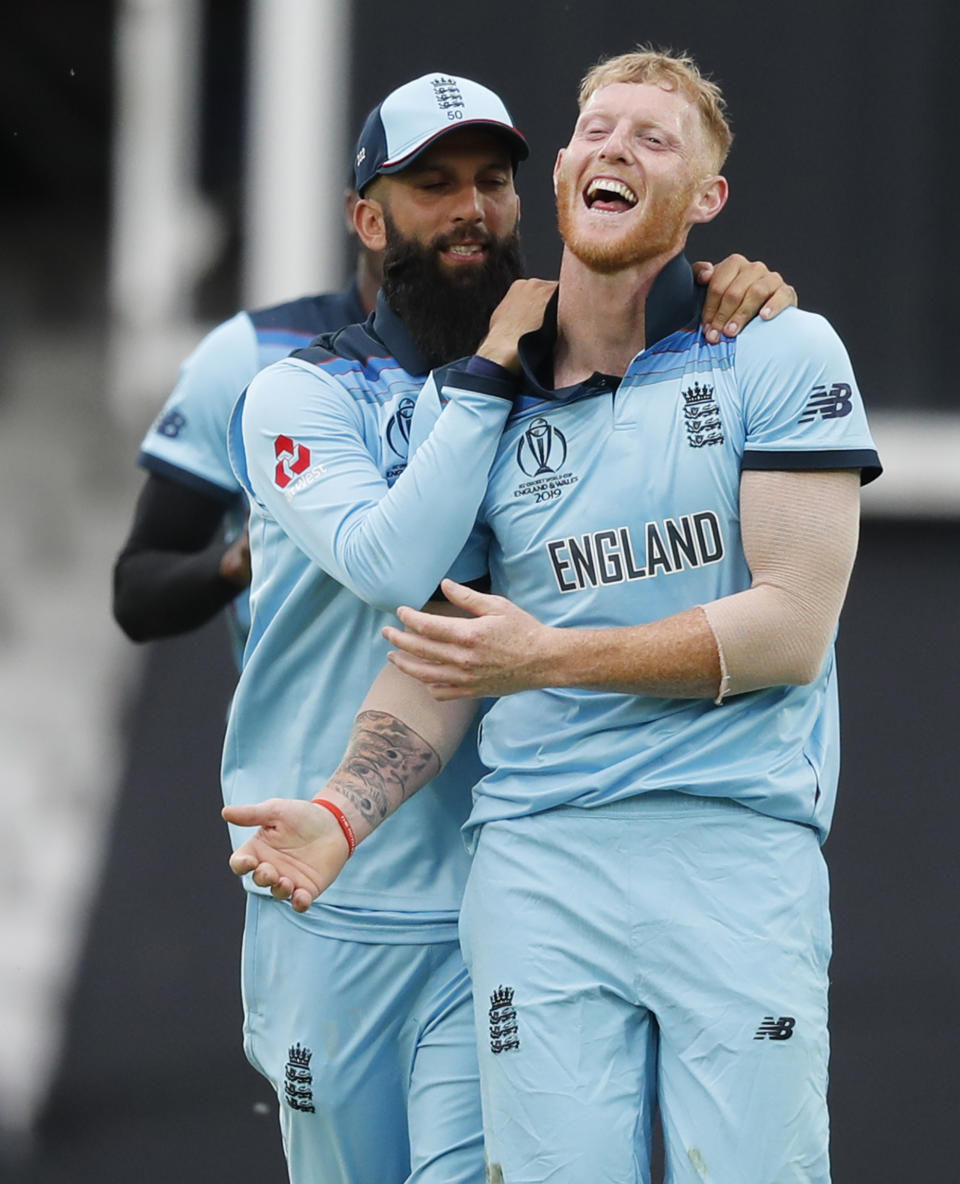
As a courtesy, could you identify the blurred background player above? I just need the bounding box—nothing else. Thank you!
[111,190,382,662]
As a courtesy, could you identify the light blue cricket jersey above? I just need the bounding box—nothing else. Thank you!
[223,294,511,938]
[138,286,366,663]
[414,256,881,843]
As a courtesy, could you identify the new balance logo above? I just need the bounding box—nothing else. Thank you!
[156,409,186,438]
[799,382,853,423]
[754,1016,796,1041]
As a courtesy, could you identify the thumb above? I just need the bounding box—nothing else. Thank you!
[222,802,273,827]
[439,579,494,616]
[691,260,713,285]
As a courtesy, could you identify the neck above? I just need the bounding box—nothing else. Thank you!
[553,245,683,388]
[354,251,382,316]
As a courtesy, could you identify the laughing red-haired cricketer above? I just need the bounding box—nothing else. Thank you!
[223,50,870,1184]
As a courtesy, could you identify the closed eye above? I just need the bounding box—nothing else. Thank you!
[576,118,613,141]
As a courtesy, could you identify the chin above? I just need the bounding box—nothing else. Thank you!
[563,227,652,273]
[562,209,685,274]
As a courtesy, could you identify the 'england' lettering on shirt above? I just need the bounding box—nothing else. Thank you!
[546,511,724,593]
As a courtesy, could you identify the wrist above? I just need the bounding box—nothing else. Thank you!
[476,342,521,373]
[537,624,586,690]
[310,796,358,857]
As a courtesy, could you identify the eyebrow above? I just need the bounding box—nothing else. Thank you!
[576,112,685,148]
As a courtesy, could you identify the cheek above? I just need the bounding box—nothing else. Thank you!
[553,171,575,213]
[487,194,520,233]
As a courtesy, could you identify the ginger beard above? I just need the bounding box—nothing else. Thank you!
[554,160,700,275]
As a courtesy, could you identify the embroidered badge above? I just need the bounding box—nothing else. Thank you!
[681,381,724,448]
[489,986,519,1054]
[283,1042,316,1112]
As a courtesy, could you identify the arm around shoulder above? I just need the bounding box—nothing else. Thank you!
[240,360,511,613]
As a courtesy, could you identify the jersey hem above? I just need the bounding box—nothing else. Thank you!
[138,451,240,504]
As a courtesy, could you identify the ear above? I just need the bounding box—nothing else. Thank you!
[689,174,729,226]
[353,196,387,252]
[552,148,565,195]
[343,188,360,237]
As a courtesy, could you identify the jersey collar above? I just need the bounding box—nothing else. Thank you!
[371,290,431,377]
[517,252,704,398]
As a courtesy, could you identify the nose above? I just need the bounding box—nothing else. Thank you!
[449,183,485,225]
[598,122,633,164]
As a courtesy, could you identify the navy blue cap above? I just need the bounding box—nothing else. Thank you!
[354,73,528,194]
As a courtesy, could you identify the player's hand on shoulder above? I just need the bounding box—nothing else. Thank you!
[477,278,558,373]
[222,798,350,912]
[694,255,797,344]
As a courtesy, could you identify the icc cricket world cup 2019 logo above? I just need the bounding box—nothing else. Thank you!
[386,397,415,457]
[517,417,567,477]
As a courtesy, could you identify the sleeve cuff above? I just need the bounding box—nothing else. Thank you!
[439,356,521,401]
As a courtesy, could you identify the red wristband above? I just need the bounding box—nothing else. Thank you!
[311,797,357,857]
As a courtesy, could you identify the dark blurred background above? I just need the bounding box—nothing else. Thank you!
[1,2,957,1181]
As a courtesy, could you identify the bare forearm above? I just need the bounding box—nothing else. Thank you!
[386,471,861,705]
[523,606,721,699]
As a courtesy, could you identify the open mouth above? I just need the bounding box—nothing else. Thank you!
[584,177,638,213]
[439,241,488,265]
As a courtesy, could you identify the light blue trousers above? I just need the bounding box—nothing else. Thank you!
[242,894,484,1184]
[460,793,832,1184]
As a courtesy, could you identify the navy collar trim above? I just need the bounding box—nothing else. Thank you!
[517,253,704,398]
[370,290,431,377]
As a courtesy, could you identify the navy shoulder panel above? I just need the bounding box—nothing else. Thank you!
[291,318,386,368]
[248,287,364,338]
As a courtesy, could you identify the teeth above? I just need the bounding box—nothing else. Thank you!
[586,178,638,205]
[449,244,482,255]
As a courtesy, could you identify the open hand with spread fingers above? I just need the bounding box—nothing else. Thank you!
[222,798,352,912]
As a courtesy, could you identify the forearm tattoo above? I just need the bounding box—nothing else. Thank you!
[331,711,441,830]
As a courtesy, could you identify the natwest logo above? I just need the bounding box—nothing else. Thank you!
[274,434,311,488]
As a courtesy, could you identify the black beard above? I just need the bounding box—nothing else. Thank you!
[380,216,525,370]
